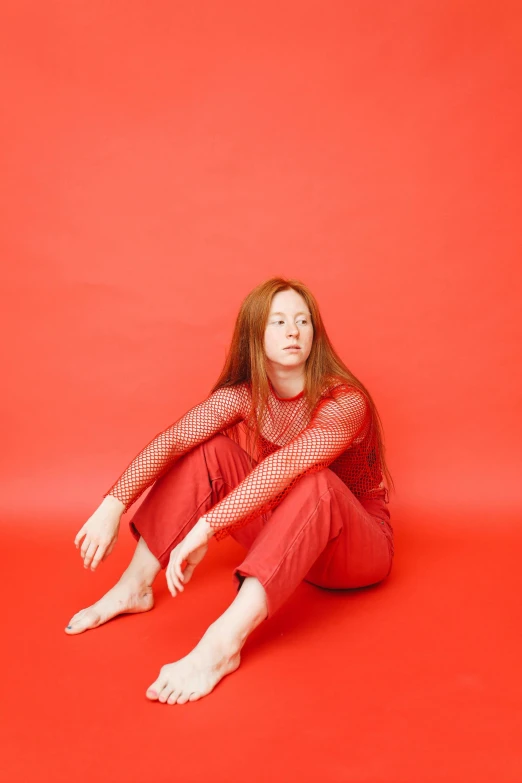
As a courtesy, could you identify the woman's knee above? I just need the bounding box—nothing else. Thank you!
[201,432,256,479]
[297,466,347,497]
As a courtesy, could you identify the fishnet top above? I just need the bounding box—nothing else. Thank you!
[103,378,391,545]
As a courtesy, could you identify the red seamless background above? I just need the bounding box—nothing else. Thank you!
[1,2,521,782]
[1,1,520,524]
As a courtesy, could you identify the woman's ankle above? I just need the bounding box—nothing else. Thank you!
[118,569,157,590]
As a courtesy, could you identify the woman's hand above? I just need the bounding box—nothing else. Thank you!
[74,495,124,571]
[166,517,214,597]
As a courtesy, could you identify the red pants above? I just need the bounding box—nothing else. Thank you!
[129,433,394,618]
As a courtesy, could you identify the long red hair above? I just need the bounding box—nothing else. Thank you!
[210,277,395,496]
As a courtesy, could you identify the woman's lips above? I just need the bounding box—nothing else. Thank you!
[284,347,301,350]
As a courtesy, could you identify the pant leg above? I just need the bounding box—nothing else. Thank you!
[233,468,394,619]
[128,433,266,569]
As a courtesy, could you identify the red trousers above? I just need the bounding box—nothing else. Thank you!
[129,433,394,618]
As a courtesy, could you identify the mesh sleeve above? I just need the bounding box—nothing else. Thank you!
[102,385,247,511]
[205,386,370,541]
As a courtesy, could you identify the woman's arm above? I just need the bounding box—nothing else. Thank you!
[103,384,249,512]
[204,386,370,540]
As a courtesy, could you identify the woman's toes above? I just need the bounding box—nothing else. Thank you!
[158,687,171,704]
[65,611,90,634]
[146,672,166,700]
[188,692,200,702]
[146,683,162,700]
[146,684,162,700]
[176,692,191,705]
[64,607,104,634]
[66,584,154,637]
[167,690,180,705]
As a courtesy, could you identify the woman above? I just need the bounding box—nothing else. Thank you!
[66,277,395,705]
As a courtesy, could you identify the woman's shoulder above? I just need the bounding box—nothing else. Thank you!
[207,381,252,413]
[319,376,360,400]
[315,377,370,423]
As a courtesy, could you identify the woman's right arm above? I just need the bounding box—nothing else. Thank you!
[102,383,249,512]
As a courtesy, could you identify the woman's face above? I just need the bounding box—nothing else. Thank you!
[264,289,314,370]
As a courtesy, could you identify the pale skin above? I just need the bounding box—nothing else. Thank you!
[66,289,314,704]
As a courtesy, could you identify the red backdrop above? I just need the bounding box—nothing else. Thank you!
[1,2,520,525]
[1,3,521,782]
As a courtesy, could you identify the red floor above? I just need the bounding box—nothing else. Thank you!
[2,508,521,783]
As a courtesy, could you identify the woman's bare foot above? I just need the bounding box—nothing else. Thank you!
[145,627,241,704]
[65,578,154,635]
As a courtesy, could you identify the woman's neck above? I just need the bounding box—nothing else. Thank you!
[267,374,305,400]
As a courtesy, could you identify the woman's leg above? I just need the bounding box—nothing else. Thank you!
[146,575,268,704]
[66,433,261,635]
[128,432,264,568]
[65,535,161,635]
[233,467,393,619]
[144,465,392,706]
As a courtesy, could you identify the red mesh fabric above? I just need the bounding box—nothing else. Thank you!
[103,378,390,543]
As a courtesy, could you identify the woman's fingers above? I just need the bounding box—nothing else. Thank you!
[173,560,184,592]
[74,528,85,548]
[83,540,98,568]
[74,510,121,570]
[102,540,116,560]
[167,564,179,596]
[167,539,197,597]
[80,538,93,560]
[90,545,107,572]
[80,536,114,569]
[167,556,184,595]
